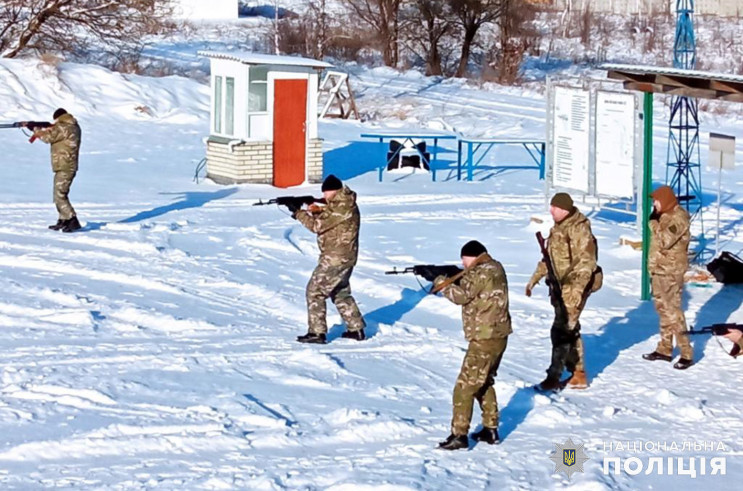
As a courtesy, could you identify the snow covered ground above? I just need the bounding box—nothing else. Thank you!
[0,58,742,489]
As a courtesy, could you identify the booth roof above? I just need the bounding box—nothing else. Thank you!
[199,51,332,69]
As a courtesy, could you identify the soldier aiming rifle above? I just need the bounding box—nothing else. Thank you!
[2,109,82,232]
[280,175,366,344]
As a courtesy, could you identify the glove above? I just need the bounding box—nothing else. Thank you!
[649,209,660,221]
[525,285,532,297]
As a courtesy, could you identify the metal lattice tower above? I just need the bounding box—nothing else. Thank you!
[666,0,705,250]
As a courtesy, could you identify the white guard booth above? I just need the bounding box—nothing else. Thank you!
[199,51,332,187]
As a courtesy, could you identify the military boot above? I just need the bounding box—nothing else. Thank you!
[48,219,65,230]
[642,351,672,362]
[537,375,563,392]
[471,427,500,445]
[341,329,366,341]
[673,358,693,370]
[437,434,468,450]
[62,216,81,233]
[296,332,327,344]
[567,370,588,389]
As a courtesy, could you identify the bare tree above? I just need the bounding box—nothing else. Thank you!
[402,0,453,76]
[449,0,503,77]
[0,0,174,66]
[307,0,329,59]
[493,0,535,84]
[344,0,402,67]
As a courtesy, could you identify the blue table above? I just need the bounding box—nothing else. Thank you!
[457,138,546,181]
[360,133,457,182]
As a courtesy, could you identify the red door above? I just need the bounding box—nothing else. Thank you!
[273,79,308,188]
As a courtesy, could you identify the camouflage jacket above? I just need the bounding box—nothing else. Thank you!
[36,113,81,173]
[296,186,360,266]
[648,204,690,276]
[529,208,598,292]
[438,254,512,341]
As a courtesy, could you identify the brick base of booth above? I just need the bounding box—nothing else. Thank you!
[307,139,324,183]
[206,137,324,185]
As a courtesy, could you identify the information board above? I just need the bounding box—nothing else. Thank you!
[552,86,590,193]
[595,91,636,198]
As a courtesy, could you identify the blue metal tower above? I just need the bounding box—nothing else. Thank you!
[666,0,705,252]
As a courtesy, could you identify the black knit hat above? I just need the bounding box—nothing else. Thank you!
[460,240,487,258]
[53,108,67,120]
[322,174,342,192]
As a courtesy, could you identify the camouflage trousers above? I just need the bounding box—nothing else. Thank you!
[53,171,77,220]
[306,258,365,335]
[652,274,692,359]
[546,280,591,379]
[451,337,508,436]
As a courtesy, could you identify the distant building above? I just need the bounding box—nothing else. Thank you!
[173,0,238,20]
[530,0,742,17]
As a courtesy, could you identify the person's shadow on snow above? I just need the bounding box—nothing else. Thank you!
[326,287,428,342]
[500,300,658,442]
[80,189,239,231]
[119,188,238,223]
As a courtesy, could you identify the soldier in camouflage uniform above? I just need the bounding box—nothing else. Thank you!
[29,108,82,233]
[642,185,693,369]
[434,240,512,451]
[526,193,602,391]
[292,175,366,344]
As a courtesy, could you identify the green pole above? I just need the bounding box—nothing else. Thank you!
[641,92,653,301]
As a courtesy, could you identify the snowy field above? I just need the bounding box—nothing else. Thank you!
[0,58,742,489]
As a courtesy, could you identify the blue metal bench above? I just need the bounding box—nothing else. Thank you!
[457,138,546,181]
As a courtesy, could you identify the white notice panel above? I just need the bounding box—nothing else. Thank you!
[552,86,590,193]
[595,91,636,198]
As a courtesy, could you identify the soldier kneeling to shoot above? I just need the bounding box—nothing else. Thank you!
[291,175,366,344]
[434,240,512,450]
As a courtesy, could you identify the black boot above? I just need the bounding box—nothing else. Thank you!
[62,216,81,233]
[341,329,366,341]
[537,375,563,392]
[437,434,468,450]
[673,358,693,370]
[48,219,65,230]
[642,351,672,362]
[471,427,500,445]
[296,332,326,344]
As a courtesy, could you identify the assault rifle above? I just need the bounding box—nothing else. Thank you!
[386,264,463,293]
[687,323,743,357]
[253,195,326,213]
[1,121,53,143]
[537,231,569,324]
